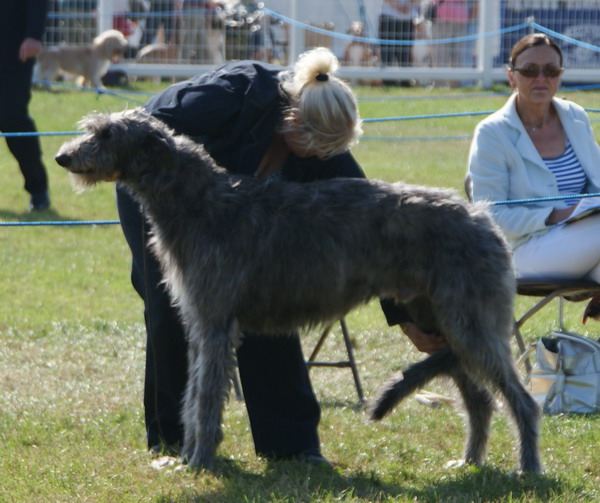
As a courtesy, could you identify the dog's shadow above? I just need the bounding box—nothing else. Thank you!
[157,460,562,502]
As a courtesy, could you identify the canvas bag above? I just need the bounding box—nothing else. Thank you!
[518,332,600,415]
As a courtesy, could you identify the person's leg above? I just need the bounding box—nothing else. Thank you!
[514,214,600,282]
[379,14,392,67]
[398,19,414,67]
[236,332,322,459]
[0,62,49,205]
[379,15,400,86]
[116,184,188,450]
[181,12,200,61]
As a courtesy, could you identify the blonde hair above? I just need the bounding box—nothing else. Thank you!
[279,47,362,158]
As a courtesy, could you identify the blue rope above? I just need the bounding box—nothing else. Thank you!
[530,22,600,53]
[1,131,81,138]
[492,193,600,206]
[363,111,493,123]
[362,135,471,141]
[262,7,532,46]
[4,194,599,227]
[0,220,120,227]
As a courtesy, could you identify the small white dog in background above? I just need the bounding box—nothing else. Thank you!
[343,21,380,85]
[35,29,128,89]
[343,21,377,67]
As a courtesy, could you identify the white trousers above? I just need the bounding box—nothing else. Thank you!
[513,213,600,283]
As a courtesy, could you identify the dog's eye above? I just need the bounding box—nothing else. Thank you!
[99,127,112,140]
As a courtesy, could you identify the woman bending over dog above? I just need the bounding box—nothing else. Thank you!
[117,46,435,464]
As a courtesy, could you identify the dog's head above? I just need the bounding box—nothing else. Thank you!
[347,21,365,38]
[55,108,177,192]
[94,29,129,60]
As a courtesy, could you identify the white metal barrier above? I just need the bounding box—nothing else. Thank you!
[44,1,600,88]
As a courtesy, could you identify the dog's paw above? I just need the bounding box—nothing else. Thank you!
[445,459,467,469]
[150,455,185,471]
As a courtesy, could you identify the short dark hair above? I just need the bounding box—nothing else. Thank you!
[509,33,563,67]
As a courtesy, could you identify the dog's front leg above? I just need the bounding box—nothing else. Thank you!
[181,320,237,470]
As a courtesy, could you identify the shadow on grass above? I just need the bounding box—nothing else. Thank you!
[153,459,565,503]
[0,206,101,224]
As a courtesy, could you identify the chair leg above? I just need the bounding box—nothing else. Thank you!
[307,319,365,404]
[558,297,567,332]
[513,321,531,374]
[232,370,244,401]
[339,319,365,404]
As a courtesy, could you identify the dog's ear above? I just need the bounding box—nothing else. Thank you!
[142,130,176,170]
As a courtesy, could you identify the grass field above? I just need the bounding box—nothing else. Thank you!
[0,81,599,502]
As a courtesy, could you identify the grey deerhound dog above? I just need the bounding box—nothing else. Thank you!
[55,109,541,473]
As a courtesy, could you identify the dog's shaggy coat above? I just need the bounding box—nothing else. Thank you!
[55,109,541,472]
[35,29,128,88]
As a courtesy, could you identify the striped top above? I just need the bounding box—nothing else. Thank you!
[543,141,587,207]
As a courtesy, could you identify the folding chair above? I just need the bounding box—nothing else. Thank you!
[514,279,600,372]
[464,174,600,371]
[232,318,365,404]
[307,318,365,404]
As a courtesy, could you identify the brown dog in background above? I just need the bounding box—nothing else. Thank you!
[35,29,128,89]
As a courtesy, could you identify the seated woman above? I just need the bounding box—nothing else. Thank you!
[468,33,600,321]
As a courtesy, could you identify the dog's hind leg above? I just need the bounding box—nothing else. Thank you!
[494,362,542,472]
[180,318,238,470]
[457,328,541,472]
[368,348,458,420]
[450,368,495,466]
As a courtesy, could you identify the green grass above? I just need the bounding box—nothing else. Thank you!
[1,82,599,502]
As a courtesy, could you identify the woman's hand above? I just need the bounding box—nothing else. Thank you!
[545,206,575,225]
[19,38,43,62]
[400,322,448,354]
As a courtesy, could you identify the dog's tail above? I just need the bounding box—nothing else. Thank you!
[368,347,458,420]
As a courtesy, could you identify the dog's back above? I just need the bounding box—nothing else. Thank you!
[143,149,514,340]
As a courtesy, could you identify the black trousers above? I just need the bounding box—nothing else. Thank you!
[116,185,322,457]
[378,15,414,67]
[0,59,48,196]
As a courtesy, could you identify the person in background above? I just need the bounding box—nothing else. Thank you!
[0,0,51,211]
[468,33,600,321]
[431,0,469,87]
[180,0,216,63]
[140,0,177,47]
[378,0,420,86]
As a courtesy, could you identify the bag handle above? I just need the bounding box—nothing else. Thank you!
[515,343,537,384]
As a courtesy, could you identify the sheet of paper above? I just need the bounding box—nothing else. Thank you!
[561,196,600,224]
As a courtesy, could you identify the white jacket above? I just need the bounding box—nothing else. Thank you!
[467,93,600,249]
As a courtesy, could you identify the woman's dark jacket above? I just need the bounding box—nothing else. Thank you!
[145,60,364,182]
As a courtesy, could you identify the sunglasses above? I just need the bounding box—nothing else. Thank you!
[511,65,564,78]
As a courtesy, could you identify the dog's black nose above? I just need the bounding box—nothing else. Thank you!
[55,154,71,167]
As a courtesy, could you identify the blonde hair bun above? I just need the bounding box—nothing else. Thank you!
[279,47,362,158]
[292,47,339,90]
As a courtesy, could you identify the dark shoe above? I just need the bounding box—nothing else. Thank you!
[29,191,51,211]
[293,450,334,468]
[149,443,180,457]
